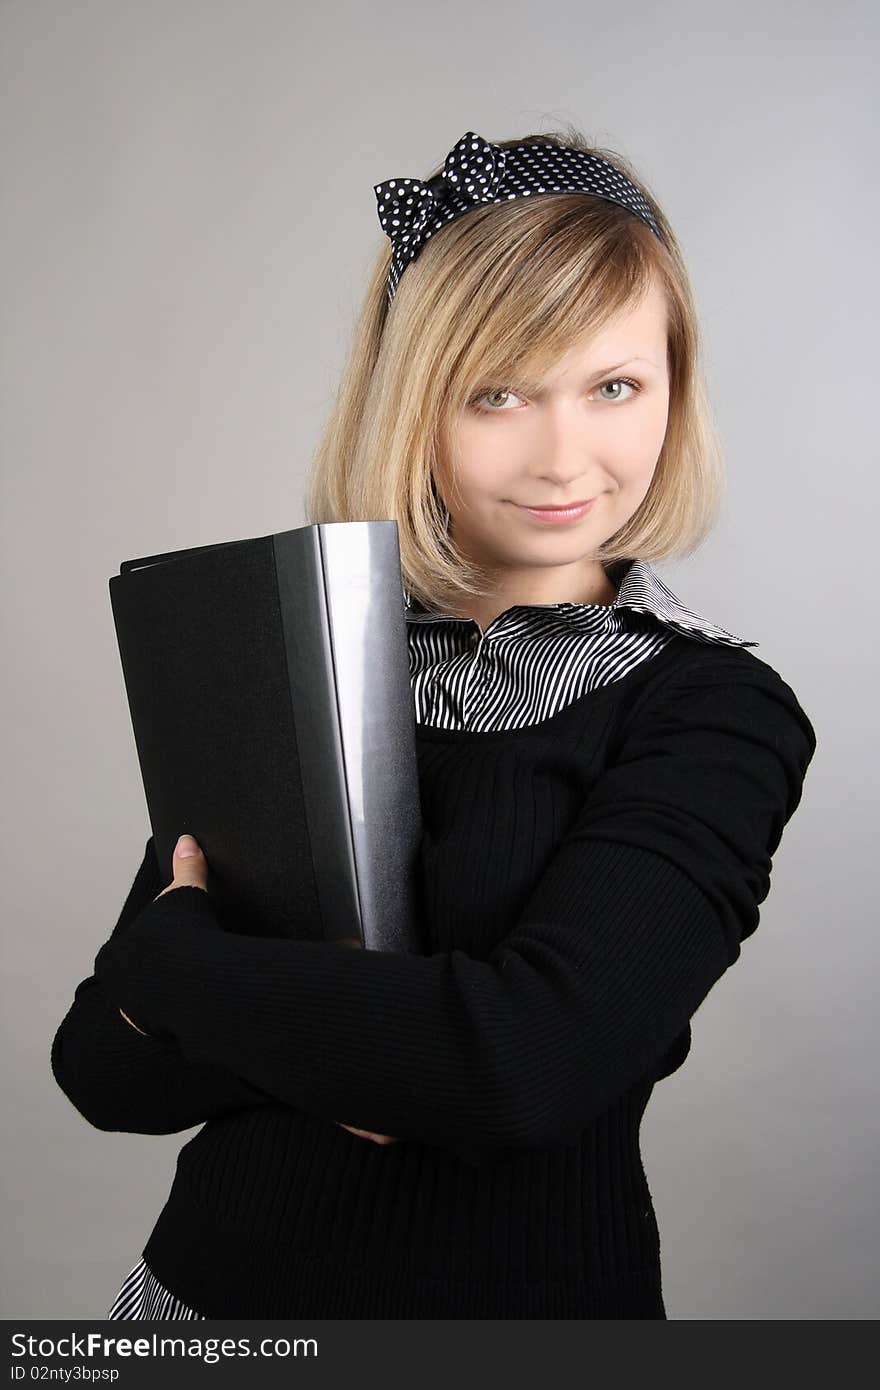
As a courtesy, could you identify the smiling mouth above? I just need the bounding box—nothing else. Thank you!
[509,498,598,521]
[515,500,594,510]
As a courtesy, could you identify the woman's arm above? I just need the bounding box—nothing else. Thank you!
[50,837,276,1135]
[92,660,817,1162]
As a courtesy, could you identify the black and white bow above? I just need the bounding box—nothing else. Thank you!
[373,131,508,255]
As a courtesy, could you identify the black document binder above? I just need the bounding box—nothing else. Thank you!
[108,520,423,953]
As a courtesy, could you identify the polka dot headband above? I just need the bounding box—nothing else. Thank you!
[374,130,664,307]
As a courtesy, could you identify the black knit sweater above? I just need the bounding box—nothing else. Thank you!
[51,568,816,1318]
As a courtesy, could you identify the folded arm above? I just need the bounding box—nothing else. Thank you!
[92,660,817,1163]
[50,838,275,1135]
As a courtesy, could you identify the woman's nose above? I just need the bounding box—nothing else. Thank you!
[527,413,596,486]
[530,444,592,488]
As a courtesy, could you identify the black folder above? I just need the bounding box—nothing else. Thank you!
[108,520,423,952]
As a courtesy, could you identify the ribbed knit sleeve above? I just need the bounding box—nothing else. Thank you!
[91,661,816,1165]
[50,838,275,1134]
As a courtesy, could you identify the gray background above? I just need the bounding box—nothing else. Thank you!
[2,0,877,1320]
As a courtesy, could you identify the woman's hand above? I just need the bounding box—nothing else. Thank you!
[117,834,400,1145]
[116,833,210,1037]
[153,833,211,900]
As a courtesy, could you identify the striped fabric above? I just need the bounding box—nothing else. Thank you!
[107,1255,206,1320]
[105,554,755,1320]
[404,556,755,732]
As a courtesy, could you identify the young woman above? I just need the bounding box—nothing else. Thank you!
[51,127,817,1320]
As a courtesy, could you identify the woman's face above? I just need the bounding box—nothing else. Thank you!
[436,280,671,591]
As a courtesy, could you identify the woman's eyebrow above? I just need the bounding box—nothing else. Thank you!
[507,358,660,393]
[472,357,661,397]
[586,356,659,376]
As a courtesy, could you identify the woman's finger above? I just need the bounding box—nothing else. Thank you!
[337,1122,398,1145]
[119,1007,149,1036]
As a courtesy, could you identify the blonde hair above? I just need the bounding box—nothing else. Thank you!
[304,124,725,615]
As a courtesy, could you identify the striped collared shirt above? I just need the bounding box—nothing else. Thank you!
[404,557,757,732]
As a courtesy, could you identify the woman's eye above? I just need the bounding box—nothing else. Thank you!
[595,377,642,402]
[471,378,642,412]
[472,388,523,412]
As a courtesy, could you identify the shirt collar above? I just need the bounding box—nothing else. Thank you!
[401,558,757,648]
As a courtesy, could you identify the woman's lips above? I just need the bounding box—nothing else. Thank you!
[510,498,597,523]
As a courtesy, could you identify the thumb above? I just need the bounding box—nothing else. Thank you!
[171,833,208,890]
